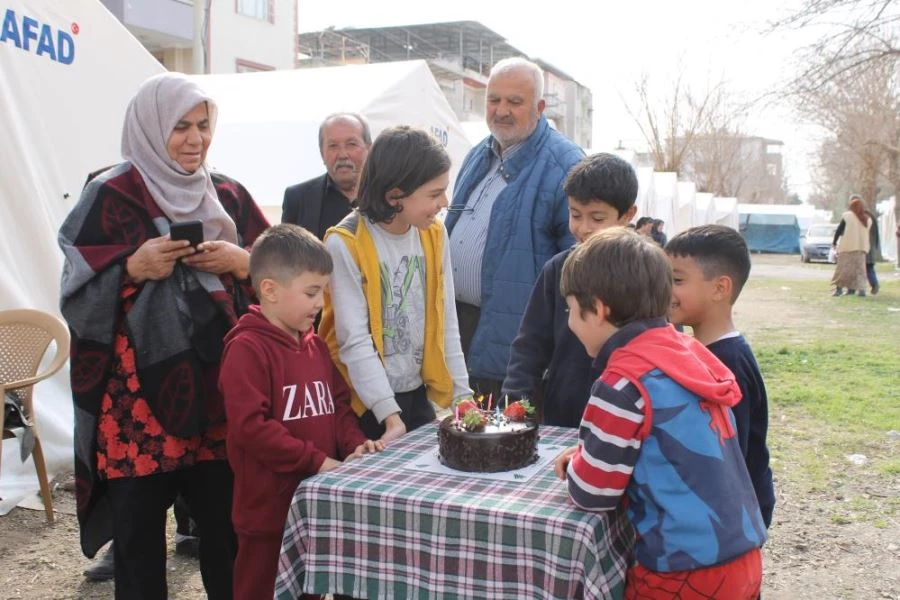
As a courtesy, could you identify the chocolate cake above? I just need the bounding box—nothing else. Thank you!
[437,414,539,473]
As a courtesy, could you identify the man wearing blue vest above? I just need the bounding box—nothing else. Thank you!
[445,57,584,397]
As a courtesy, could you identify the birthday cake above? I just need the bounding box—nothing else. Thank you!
[438,398,539,473]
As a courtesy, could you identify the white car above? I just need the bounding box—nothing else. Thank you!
[800,224,838,263]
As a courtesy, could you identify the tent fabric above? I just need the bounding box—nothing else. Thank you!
[739,212,801,253]
[877,197,896,262]
[0,0,164,510]
[190,61,472,209]
[674,181,696,234]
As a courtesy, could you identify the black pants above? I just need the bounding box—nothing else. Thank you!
[106,460,236,600]
[866,262,879,291]
[358,385,435,439]
[173,493,197,537]
[455,301,503,398]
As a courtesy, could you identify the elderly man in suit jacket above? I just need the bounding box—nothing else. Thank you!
[282,113,371,239]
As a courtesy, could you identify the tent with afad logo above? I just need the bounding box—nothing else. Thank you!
[0,0,165,511]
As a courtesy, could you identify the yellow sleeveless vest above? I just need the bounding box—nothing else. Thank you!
[319,213,453,417]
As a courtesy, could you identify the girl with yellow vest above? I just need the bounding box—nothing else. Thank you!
[319,127,473,443]
[831,195,872,297]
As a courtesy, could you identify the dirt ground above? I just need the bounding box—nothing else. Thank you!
[0,254,898,599]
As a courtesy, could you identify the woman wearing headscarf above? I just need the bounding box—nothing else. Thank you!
[830,195,871,297]
[59,73,269,599]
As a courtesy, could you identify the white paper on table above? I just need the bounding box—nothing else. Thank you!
[405,440,567,482]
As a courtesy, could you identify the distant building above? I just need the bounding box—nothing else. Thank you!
[681,135,786,204]
[635,134,786,204]
[298,21,592,148]
[100,0,298,73]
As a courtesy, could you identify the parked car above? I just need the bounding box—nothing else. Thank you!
[800,223,838,263]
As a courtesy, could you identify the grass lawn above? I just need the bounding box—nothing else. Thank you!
[741,273,900,527]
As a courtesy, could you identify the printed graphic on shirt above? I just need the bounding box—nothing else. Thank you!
[380,255,425,363]
[282,381,336,421]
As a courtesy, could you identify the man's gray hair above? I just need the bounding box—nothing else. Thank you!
[318,112,372,151]
[489,57,544,104]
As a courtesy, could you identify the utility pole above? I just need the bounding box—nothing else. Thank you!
[192,0,206,74]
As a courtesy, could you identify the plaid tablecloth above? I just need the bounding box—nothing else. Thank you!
[275,423,634,599]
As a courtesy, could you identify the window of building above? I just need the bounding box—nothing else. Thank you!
[236,0,273,23]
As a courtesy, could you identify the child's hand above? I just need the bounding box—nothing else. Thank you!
[380,413,407,445]
[345,439,385,462]
[318,457,342,473]
[554,446,578,480]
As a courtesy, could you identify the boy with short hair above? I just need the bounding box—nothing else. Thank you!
[219,223,382,600]
[665,224,776,528]
[555,228,766,598]
[503,153,637,426]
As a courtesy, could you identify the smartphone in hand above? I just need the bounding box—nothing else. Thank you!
[169,220,204,248]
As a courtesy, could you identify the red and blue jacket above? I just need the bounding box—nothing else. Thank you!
[566,319,767,572]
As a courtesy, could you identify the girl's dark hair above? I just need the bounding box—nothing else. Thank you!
[356,126,451,224]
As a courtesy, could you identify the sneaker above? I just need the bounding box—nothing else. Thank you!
[832,289,843,297]
[872,285,879,295]
[83,543,115,582]
[174,532,200,559]
[858,290,866,297]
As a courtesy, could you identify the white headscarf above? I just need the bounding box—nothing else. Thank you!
[121,73,238,244]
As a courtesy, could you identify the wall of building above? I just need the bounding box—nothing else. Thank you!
[207,0,296,72]
[152,47,193,73]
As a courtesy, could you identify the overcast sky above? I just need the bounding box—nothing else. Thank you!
[299,0,824,197]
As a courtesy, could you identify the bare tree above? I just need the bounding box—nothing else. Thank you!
[771,0,900,91]
[625,73,784,202]
[799,55,899,213]
[623,71,720,173]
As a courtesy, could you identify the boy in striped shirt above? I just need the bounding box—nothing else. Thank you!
[554,228,766,599]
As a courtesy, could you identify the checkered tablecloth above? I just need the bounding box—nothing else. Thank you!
[275,423,634,599]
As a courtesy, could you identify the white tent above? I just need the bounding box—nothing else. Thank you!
[877,197,897,262]
[461,120,490,146]
[693,192,716,227]
[633,166,655,222]
[0,0,164,509]
[192,61,473,223]
[673,181,696,235]
[712,197,740,230]
[649,172,677,227]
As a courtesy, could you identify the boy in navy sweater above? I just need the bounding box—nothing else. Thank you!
[502,153,637,426]
[666,224,776,527]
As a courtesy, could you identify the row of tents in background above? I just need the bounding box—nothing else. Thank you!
[599,153,898,261]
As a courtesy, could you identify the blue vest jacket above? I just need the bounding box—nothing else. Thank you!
[445,117,583,380]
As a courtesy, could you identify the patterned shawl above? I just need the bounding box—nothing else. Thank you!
[58,164,268,557]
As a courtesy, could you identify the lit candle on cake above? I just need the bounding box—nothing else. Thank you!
[487,393,493,411]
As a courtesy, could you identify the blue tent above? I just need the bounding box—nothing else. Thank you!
[739,212,801,253]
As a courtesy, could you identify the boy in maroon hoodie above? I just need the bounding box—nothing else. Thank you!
[219,223,383,600]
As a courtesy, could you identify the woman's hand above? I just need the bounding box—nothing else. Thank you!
[554,446,578,480]
[345,439,386,462]
[379,413,407,445]
[126,236,196,284]
[182,240,250,279]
